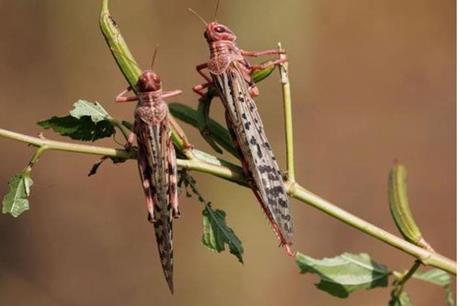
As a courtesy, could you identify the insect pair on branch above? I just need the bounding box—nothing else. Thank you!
[114,7,293,294]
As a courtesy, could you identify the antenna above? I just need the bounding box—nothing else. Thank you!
[150,44,159,70]
[214,0,221,21]
[188,8,208,26]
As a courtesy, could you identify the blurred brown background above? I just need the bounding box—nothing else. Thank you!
[0,0,455,305]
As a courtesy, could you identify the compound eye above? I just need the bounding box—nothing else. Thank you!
[215,26,225,33]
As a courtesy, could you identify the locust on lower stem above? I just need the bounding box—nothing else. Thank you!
[115,54,186,293]
[190,6,294,256]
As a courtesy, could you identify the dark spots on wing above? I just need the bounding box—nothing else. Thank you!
[244,121,251,130]
[256,144,263,158]
[258,165,276,174]
[278,199,288,208]
[284,223,290,232]
[265,186,284,198]
[281,214,291,221]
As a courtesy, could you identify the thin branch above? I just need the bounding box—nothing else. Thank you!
[397,261,422,288]
[278,42,295,182]
[391,260,422,298]
[0,127,455,275]
[0,128,133,159]
[24,146,48,174]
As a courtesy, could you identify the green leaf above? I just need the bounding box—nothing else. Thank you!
[38,100,115,141]
[413,269,454,305]
[202,204,244,263]
[390,291,412,306]
[413,268,451,287]
[169,103,238,158]
[251,64,276,83]
[2,173,33,217]
[38,116,115,141]
[296,252,389,298]
[69,100,112,122]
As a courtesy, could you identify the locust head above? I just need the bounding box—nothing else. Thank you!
[204,22,236,43]
[137,70,162,92]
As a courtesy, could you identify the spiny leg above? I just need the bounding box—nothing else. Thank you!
[193,63,224,153]
[249,58,287,73]
[161,89,182,99]
[124,131,136,150]
[193,63,213,97]
[115,87,139,103]
[193,82,211,97]
[196,62,212,83]
[167,114,193,150]
[241,48,286,57]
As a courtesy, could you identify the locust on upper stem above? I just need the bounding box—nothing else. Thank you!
[189,3,294,255]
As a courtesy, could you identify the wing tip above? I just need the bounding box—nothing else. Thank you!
[167,277,174,294]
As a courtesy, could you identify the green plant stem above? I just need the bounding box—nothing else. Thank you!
[0,127,455,275]
[290,185,455,274]
[0,128,133,159]
[24,146,48,174]
[278,42,295,182]
[396,260,421,288]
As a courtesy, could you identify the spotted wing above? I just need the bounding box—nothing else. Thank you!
[212,63,293,245]
[135,114,174,293]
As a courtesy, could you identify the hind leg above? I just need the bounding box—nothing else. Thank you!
[137,148,156,222]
